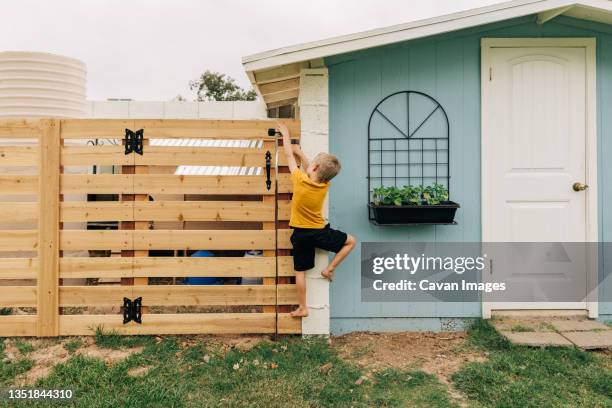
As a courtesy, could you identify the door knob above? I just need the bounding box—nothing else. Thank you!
[572,182,589,191]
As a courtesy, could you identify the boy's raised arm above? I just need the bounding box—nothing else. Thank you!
[277,122,298,173]
[292,144,310,170]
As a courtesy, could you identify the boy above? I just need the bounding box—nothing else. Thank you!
[276,123,356,318]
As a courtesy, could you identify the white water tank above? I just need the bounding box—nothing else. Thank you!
[0,51,86,118]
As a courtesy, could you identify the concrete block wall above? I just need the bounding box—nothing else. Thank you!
[298,68,330,336]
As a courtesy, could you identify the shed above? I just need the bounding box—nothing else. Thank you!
[243,0,612,335]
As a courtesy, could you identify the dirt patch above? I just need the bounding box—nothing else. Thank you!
[333,331,487,406]
[76,344,143,364]
[164,334,274,354]
[6,337,143,386]
[12,343,70,386]
[127,365,154,377]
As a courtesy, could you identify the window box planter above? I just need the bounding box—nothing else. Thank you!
[368,201,460,225]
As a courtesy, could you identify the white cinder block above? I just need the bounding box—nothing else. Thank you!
[233,101,267,119]
[299,68,329,105]
[129,101,164,118]
[300,105,329,135]
[303,261,330,335]
[89,101,129,118]
[300,132,329,158]
[198,101,234,119]
[302,305,330,336]
[164,102,199,119]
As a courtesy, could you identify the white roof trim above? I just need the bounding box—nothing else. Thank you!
[242,0,612,72]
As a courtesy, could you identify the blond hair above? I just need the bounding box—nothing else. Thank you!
[313,153,341,182]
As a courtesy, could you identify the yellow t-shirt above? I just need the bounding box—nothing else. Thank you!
[289,169,329,229]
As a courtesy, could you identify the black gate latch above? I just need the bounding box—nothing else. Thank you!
[123,297,142,324]
[124,129,144,155]
[265,151,272,191]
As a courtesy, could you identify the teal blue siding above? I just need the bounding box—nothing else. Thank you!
[326,16,612,333]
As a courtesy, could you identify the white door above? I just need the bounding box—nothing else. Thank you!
[481,39,597,316]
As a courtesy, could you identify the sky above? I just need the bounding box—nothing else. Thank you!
[1,0,507,101]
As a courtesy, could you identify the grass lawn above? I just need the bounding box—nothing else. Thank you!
[0,321,609,407]
[452,320,612,408]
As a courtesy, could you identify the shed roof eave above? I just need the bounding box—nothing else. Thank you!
[242,0,612,73]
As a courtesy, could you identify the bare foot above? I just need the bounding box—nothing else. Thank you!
[290,307,309,318]
[321,267,334,281]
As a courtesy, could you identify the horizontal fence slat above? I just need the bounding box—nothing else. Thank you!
[60,230,131,251]
[0,258,37,279]
[0,202,37,223]
[0,146,38,166]
[61,174,275,195]
[62,146,276,167]
[133,175,274,195]
[0,315,37,336]
[60,201,275,222]
[59,285,297,307]
[61,145,131,166]
[59,119,133,139]
[60,230,276,250]
[60,201,131,222]
[59,257,277,279]
[0,230,37,251]
[59,313,283,335]
[138,119,300,139]
[0,119,40,139]
[0,176,38,194]
[0,286,37,307]
[60,119,300,140]
[61,174,131,194]
[137,200,274,222]
[278,314,301,334]
[133,230,276,251]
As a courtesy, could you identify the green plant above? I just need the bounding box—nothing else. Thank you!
[400,185,421,205]
[64,338,84,354]
[372,183,449,206]
[372,186,402,206]
[423,183,449,205]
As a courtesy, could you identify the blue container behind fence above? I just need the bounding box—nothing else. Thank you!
[184,250,223,285]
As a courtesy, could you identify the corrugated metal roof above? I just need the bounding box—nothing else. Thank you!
[151,138,265,176]
[150,139,263,148]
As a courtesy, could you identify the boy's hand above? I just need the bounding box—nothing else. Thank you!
[277,122,290,138]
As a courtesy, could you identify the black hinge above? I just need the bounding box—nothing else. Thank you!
[123,297,142,324]
[267,127,299,144]
[265,151,272,191]
[124,129,144,155]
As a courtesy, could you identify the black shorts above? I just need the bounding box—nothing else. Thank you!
[290,224,348,271]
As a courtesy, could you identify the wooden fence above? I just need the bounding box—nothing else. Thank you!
[0,118,301,337]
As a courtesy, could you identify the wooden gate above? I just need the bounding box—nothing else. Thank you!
[0,118,300,337]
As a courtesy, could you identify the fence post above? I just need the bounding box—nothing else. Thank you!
[37,119,60,337]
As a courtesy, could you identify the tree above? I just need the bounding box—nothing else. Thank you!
[189,70,257,101]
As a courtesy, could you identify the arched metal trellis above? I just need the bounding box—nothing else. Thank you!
[367,91,452,221]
